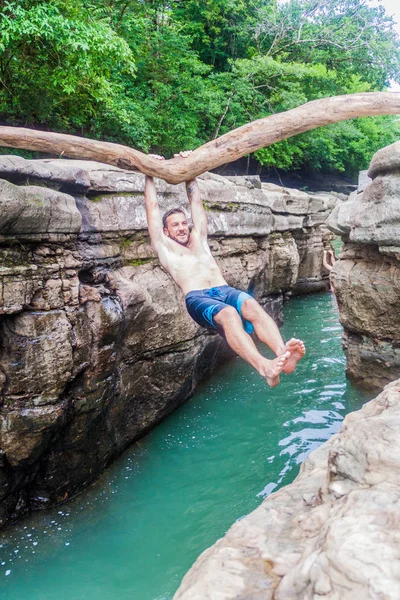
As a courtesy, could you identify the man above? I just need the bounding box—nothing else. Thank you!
[323,248,337,293]
[323,248,336,272]
[144,151,305,387]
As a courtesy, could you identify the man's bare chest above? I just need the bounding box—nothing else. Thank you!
[166,246,214,271]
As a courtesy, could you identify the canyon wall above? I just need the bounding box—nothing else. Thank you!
[0,156,335,527]
[327,141,400,390]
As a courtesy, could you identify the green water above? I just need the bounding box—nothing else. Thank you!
[0,293,370,600]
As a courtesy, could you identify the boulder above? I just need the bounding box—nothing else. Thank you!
[325,195,354,236]
[368,141,400,179]
[327,142,400,389]
[348,175,400,246]
[174,380,400,600]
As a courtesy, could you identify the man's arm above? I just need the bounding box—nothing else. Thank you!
[145,174,165,253]
[186,178,207,239]
[174,150,208,239]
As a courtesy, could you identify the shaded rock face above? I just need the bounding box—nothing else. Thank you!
[328,143,400,390]
[0,157,335,527]
[174,379,400,600]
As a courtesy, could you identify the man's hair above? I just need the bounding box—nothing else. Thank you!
[162,208,186,229]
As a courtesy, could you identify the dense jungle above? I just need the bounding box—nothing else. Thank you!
[1,0,400,174]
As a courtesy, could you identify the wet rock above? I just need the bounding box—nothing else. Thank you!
[342,330,400,390]
[174,380,400,600]
[0,310,74,405]
[0,405,65,467]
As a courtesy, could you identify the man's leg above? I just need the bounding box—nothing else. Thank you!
[240,298,305,374]
[213,306,290,387]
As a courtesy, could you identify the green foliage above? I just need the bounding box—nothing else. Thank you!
[254,0,400,88]
[256,116,400,174]
[0,0,399,174]
[172,0,267,68]
[0,0,136,134]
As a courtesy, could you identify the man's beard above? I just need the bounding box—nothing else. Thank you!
[171,231,190,246]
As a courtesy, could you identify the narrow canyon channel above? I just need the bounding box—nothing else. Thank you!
[0,292,371,600]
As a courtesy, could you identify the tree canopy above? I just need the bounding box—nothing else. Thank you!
[1,0,399,175]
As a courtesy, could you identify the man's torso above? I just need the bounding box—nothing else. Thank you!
[156,230,227,295]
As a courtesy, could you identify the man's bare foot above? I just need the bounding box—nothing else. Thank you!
[148,154,165,160]
[282,338,306,374]
[259,351,290,387]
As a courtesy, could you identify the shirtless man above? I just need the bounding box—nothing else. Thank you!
[144,152,305,387]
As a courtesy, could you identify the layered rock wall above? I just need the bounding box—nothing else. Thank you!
[0,157,335,527]
[327,142,400,390]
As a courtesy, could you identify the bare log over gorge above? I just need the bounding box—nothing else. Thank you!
[0,92,399,184]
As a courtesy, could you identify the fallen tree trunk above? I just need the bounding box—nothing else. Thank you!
[0,92,399,184]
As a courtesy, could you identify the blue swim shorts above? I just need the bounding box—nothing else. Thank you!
[185,285,254,335]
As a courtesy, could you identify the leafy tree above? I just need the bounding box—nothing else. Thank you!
[254,0,400,87]
[172,0,268,69]
[0,0,136,136]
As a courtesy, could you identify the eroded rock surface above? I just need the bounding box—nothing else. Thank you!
[174,379,400,600]
[0,157,336,527]
[328,145,400,389]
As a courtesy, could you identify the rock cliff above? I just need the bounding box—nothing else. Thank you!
[0,156,336,527]
[174,379,400,600]
[327,142,400,390]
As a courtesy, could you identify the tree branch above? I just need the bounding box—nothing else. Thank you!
[212,90,235,139]
[0,92,398,184]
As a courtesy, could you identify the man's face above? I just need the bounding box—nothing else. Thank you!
[164,212,190,246]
